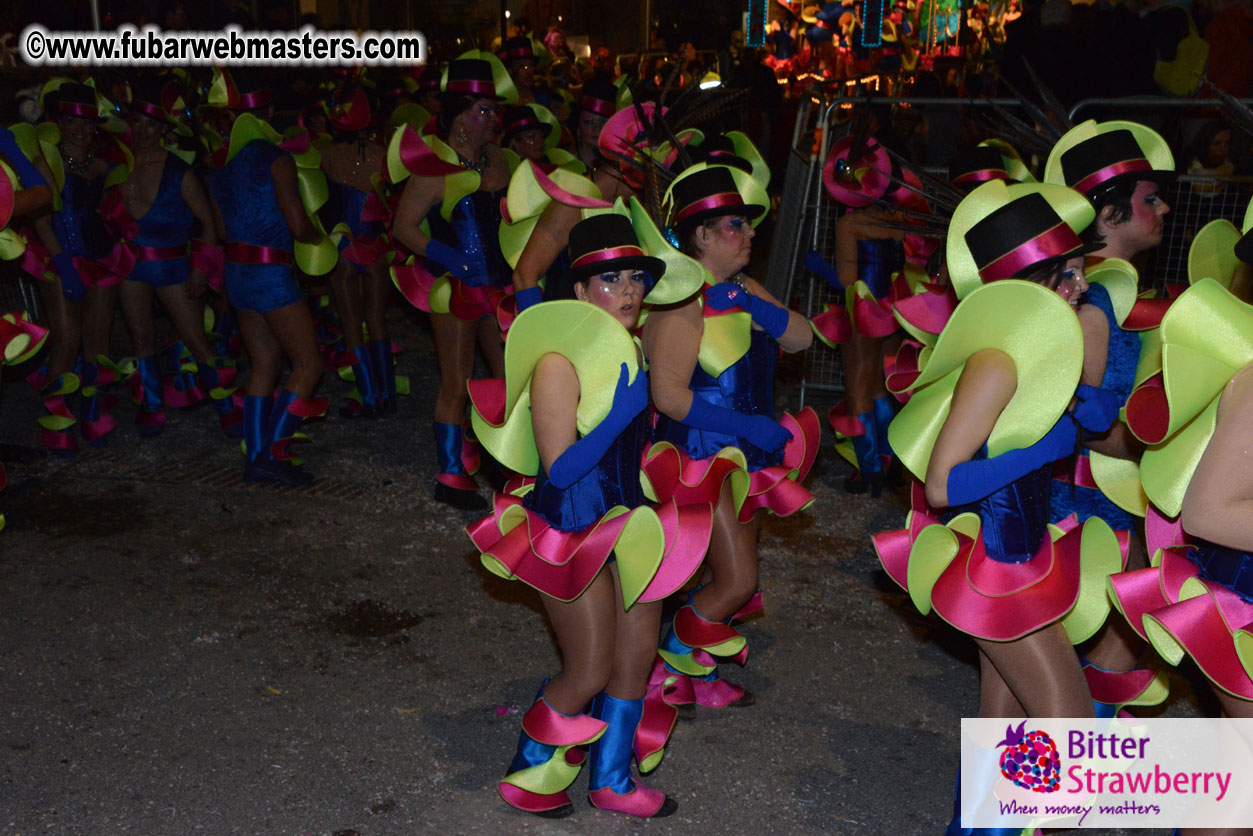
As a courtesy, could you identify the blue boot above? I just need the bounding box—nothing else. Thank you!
[433,421,485,510]
[132,356,167,437]
[655,590,753,709]
[499,684,606,818]
[846,410,884,496]
[368,339,396,414]
[245,388,315,487]
[243,394,272,465]
[197,360,243,439]
[78,359,115,447]
[340,345,381,418]
[587,693,677,818]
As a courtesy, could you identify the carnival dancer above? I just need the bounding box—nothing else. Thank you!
[206,70,329,486]
[27,82,123,452]
[318,80,396,418]
[502,105,549,165]
[873,182,1128,834]
[391,53,518,511]
[107,79,241,438]
[806,132,925,495]
[466,209,710,818]
[500,35,551,108]
[644,163,820,709]
[1043,120,1178,707]
[1108,277,1253,836]
[508,75,631,314]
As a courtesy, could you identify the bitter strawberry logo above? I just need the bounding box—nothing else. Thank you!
[997,721,1061,793]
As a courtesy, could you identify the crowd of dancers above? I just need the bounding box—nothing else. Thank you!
[1,31,1253,835]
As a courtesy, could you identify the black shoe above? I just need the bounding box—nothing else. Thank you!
[533,803,574,819]
[729,687,756,707]
[654,796,678,818]
[245,458,314,488]
[674,703,696,722]
[434,482,488,511]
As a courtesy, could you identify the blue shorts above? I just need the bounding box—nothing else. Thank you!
[128,257,189,289]
[224,262,302,313]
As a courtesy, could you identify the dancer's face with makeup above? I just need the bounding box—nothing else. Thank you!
[575,268,648,329]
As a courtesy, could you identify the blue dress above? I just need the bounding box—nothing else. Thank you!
[857,238,905,301]
[425,188,511,290]
[319,179,384,270]
[653,328,783,472]
[53,171,110,261]
[524,404,649,532]
[1189,541,1253,604]
[1049,282,1140,531]
[958,452,1054,564]
[210,140,300,313]
[130,155,194,288]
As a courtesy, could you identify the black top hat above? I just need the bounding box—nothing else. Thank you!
[948,146,1011,192]
[500,37,536,65]
[578,77,618,118]
[503,106,551,144]
[566,213,666,286]
[965,192,1101,282]
[127,77,170,123]
[51,82,104,122]
[692,134,752,174]
[1058,129,1175,197]
[444,59,502,99]
[668,165,767,234]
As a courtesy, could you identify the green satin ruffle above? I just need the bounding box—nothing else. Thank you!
[887,280,1083,482]
[470,300,639,476]
[1136,278,1253,516]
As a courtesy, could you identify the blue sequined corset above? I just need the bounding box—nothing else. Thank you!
[1087,283,1139,403]
[857,238,906,300]
[53,171,110,259]
[524,405,649,533]
[653,327,783,471]
[426,188,510,288]
[1049,282,1141,529]
[1187,541,1253,603]
[209,140,293,251]
[949,447,1053,564]
[134,155,194,247]
[319,180,383,240]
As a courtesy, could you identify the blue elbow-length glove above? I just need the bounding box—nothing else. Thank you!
[683,396,793,454]
[704,282,791,339]
[1072,384,1121,434]
[53,252,86,301]
[547,363,649,489]
[424,239,473,280]
[0,127,47,192]
[515,285,544,311]
[945,414,1077,507]
[804,249,845,293]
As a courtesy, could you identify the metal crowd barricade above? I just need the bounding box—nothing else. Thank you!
[783,93,1253,409]
[0,261,42,324]
[792,95,1022,409]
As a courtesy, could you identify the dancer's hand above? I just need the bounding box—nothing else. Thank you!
[703,282,790,339]
[1072,384,1121,434]
[425,239,474,280]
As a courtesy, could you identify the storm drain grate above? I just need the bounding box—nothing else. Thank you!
[53,451,364,499]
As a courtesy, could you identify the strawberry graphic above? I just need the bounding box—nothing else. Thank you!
[996,721,1061,793]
